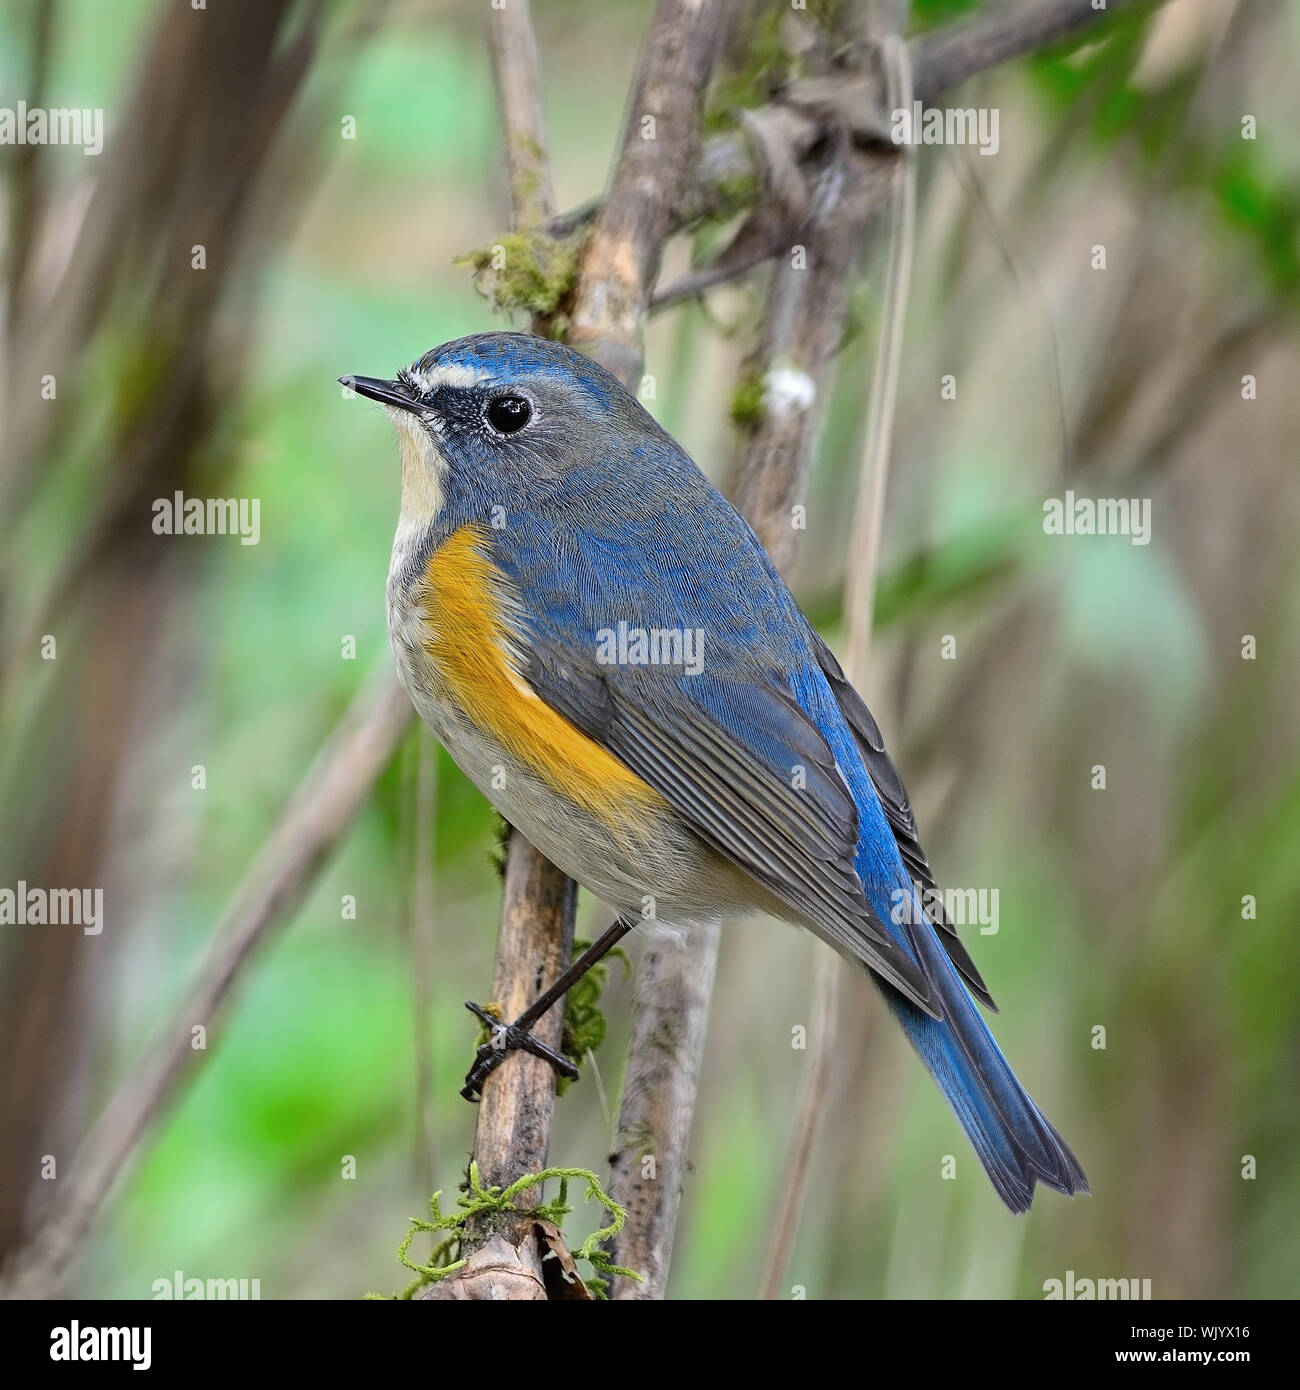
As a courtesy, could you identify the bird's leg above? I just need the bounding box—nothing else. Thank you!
[461,916,635,1101]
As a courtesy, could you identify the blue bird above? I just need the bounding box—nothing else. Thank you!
[343,331,1087,1212]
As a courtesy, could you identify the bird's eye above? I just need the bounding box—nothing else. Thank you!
[485,395,532,434]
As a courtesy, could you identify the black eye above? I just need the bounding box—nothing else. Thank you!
[486,395,532,434]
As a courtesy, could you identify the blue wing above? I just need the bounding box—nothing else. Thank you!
[492,494,938,1013]
[490,473,1086,1211]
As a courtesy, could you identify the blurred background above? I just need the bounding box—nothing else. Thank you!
[0,0,1297,1300]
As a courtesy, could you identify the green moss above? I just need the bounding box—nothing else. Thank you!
[730,370,766,431]
[557,938,630,1095]
[710,166,762,214]
[470,1000,502,1054]
[369,1162,642,1300]
[617,1120,658,1165]
[455,229,581,320]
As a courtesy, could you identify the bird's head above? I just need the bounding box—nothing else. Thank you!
[341,332,654,534]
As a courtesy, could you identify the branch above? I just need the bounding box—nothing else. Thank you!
[454,0,577,1262]
[843,34,917,673]
[605,920,721,1299]
[910,0,1131,100]
[605,17,902,1302]
[466,849,578,1216]
[489,0,556,229]
[546,0,1143,288]
[428,0,727,1300]
[566,0,727,386]
[0,673,414,1299]
[759,18,920,1300]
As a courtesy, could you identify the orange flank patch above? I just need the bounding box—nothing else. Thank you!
[418,524,666,832]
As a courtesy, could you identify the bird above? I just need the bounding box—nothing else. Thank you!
[342,330,1088,1213]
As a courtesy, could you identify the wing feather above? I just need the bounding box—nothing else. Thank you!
[524,641,940,1017]
[809,632,997,1011]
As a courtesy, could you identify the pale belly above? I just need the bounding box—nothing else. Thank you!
[387,583,758,928]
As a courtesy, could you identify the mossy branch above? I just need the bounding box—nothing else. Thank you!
[370,1163,642,1301]
[455,229,582,331]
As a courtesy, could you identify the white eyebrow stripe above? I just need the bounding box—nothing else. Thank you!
[409,362,492,392]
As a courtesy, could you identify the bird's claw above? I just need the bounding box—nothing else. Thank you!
[460,1000,579,1101]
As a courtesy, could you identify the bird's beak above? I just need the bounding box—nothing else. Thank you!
[339,375,419,412]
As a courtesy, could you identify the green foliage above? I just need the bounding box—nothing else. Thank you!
[910,0,984,32]
[1029,4,1300,300]
[375,1163,641,1300]
[1213,151,1300,294]
[703,6,789,135]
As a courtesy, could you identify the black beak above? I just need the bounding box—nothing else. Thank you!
[340,375,419,412]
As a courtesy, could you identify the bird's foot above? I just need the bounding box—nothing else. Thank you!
[460,1000,579,1101]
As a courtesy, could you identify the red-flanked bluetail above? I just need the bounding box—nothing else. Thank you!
[343,333,1088,1212]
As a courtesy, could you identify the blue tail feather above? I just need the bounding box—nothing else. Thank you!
[796,667,1088,1212]
[884,898,1089,1212]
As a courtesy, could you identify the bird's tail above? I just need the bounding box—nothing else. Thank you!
[794,649,1086,1211]
[881,895,1089,1213]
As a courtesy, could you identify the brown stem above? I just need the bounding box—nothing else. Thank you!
[548,0,1145,276]
[566,0,727,386]
[760,11,920,1300]
[489,0,556,229]
[466,843,578,1224]
[607,921,722,1298]
[608,10,903,1301]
